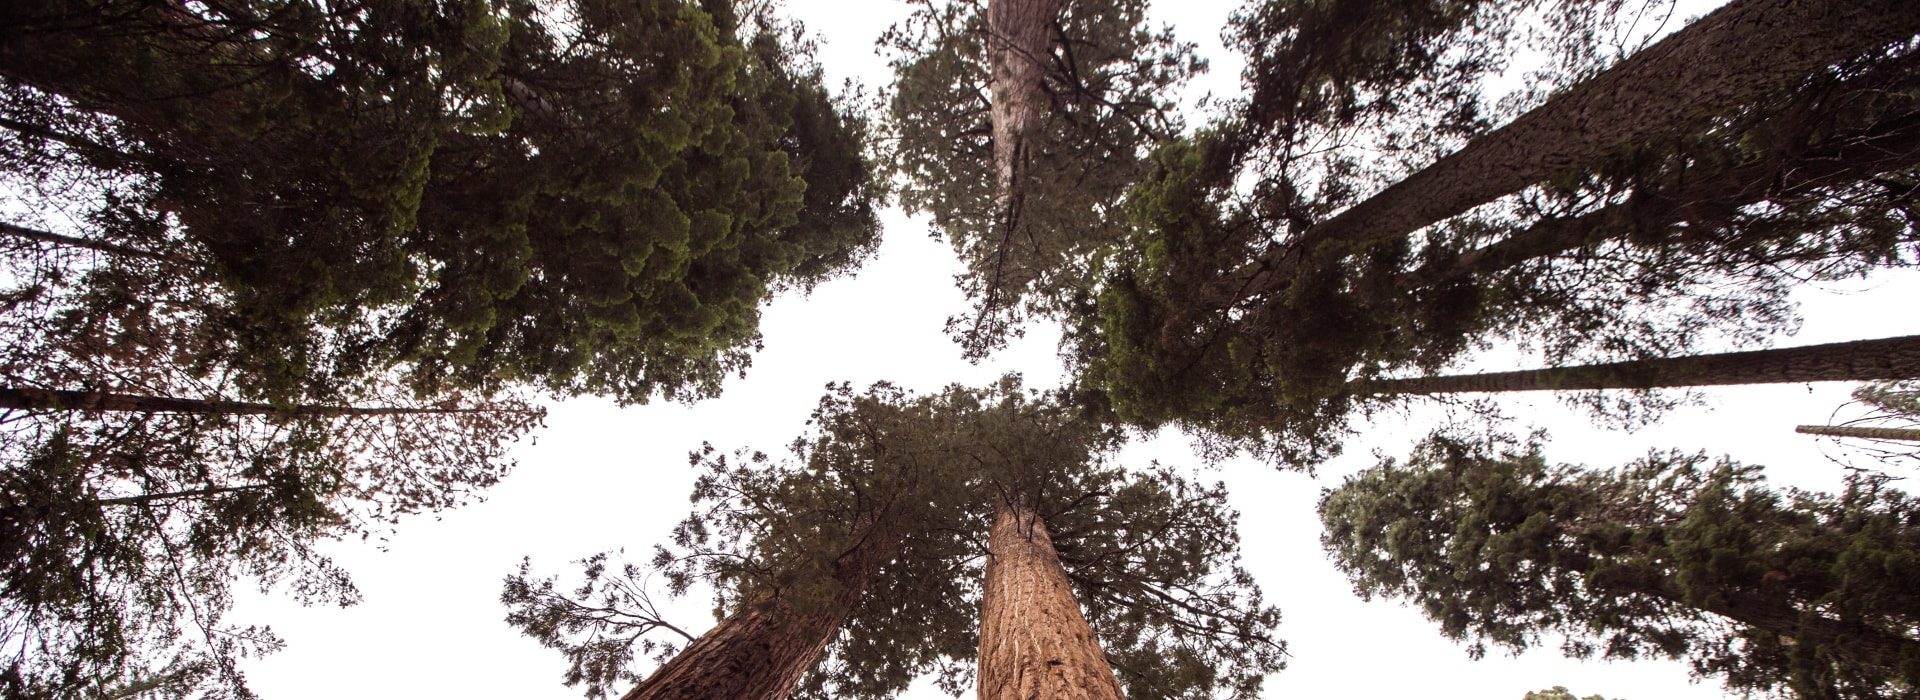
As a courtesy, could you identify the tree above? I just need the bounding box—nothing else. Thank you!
[977,496,1124,700]
[1801,381,1920,469]
[1522,688,1610,700]
[0,0,881,402]
[505,379,1283,699]
[1356,334,1920,395]
[885,0,1199,354]
[1076,0,1920,462]
[1321,432,1920,698]
[0,382,543,699]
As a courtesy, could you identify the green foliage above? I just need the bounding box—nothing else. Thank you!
[1321,432,1920,698]
[1073,1,1920,463]
[506,378,1283,699]
[1522,687,1611,700]
[0,0,880,404]
[883,0,1199,356]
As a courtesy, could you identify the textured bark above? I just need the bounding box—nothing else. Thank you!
[987,0,1063,204]
[1796,424,1920,442]
[977,499,1124,700]
[621,524,894,700]
[1400,109,1920,290]
[1238,0,1920,298]
[1356,335,1920,395]
[0,386,507,416]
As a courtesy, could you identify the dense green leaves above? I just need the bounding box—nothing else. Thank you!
[1322,432,1920,698]
[0,0,880,403]
[506,379,1283,699]
[884,0,1198,355]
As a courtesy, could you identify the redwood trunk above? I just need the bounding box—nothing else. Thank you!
[0,386,501,417]
[622,525,892,700]
[987,0,1063,204]
[1356,335,1920,395]
[977,499,1124,700]
[1239,0,1920,298]
[1401,109,1920,290]
[1796,424,1920,442]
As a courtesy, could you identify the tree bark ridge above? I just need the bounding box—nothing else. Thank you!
[977,498,1124,700]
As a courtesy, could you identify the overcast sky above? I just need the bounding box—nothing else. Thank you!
[232,1,1920,698]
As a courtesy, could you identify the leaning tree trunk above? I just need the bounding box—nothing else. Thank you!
[1796,425,1920,442]
[977,498,1124,700]
[987,0,1063,211]
[621,521,895,700]
[1355,335,1920,395]
[1612,573,1920,678]
[1234,0,1920,299]
[0,386,511,417]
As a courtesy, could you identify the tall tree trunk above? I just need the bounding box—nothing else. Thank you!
[622,523,894,700]
[1236,0,1920,299]
[1613,573,1920,677]
[0,386,512,417]
[987,0,1063,208]
[1796,424,1920,442]
[977,498,1124,700]
[1400,108,1920,290]
[1355,335,1920,395]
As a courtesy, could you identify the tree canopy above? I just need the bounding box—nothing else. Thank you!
[1321,431,1920,698]
[505,378,1283,699]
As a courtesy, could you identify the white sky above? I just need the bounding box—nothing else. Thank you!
[231,1,1920,698]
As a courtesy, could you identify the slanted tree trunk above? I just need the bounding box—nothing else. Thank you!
[1236,0,1920,299]
[1355,335,1920,395]
[621,520,895,700]
[1400,108,1920,290]
[1610,572,1920,677]
[0,221,181,263]
[977,498,1124,700]
[1796,425,1920,442]
[987,0,1063,208]
[0,386,513,417]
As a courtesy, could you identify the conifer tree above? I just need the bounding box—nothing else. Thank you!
[885,0,1198,354]
[0,0,881,402]
[1321,432,1920,698]
[1075,0,1920,462]
[505,379,1283,699]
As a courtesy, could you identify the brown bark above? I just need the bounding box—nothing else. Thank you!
[977,499,1124,700]
[1796,424,1920,442]
[0,386,509,417]
[987,0,1064,204]
[1400,108,1920,290]
[1355,334,1920,395]
[621,524,894,700]
[1234,0,1920,300]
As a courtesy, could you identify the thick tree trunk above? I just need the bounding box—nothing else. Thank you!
[1400,108,1920,290]
[987,0,1063,205]
[1796,424,1920,442]
[621,524,893,700]
[977,499,1124,700]
[1238,0,1920,298]
[0,386,506,417]
[1355,335,1920,395]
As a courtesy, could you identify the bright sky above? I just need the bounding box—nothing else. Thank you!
[231,2,1920,698]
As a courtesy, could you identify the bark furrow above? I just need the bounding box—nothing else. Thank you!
[977,499,1124,700]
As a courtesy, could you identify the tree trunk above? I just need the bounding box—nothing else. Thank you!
[0,221,181,263]
[1796,424,1920,442]
[1356,335,1920,395]
[987,0,1063,206]
[977,498,1124,700]
[1237,0,1920,298]
[0,386,509,417]
[1612,574,1920,677]
[1400,108,1920,290]
[621,523,894,700]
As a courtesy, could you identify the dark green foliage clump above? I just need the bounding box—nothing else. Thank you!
[1321,432,1920,698]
